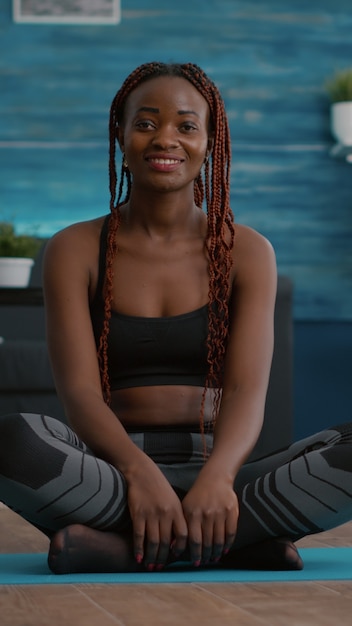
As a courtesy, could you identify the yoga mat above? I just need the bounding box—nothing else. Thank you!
[0,548,352,584]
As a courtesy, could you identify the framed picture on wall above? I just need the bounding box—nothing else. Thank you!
[13,0,121,24]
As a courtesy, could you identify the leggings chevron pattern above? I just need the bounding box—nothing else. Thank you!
[1,413,352,548]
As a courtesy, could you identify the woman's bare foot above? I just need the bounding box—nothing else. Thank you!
[48,525,138,574]
[221,537,304,571]
[48,527,303,574]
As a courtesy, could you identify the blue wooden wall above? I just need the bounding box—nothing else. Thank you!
[1,0,352,320]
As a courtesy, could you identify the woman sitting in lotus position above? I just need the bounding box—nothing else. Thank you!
[1,62,352,574]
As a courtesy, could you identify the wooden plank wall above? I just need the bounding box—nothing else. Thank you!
[0,0,351,320]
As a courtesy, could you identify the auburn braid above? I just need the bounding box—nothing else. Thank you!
[98,62,235,433]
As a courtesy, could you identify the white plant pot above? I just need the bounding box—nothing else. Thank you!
[331,101,352,145]
[0,257,34,287]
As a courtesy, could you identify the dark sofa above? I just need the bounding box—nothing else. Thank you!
[0,243,294,460]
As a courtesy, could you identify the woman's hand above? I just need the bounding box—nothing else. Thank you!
[125,458,188,570]
[181,474,239,566]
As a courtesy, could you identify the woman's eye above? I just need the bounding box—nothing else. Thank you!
[181,123,197,132]
[135,120,154,129]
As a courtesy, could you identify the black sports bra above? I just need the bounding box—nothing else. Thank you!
[89,216,210,391]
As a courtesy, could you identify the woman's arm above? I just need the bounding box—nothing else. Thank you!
[182,224,277,564]
[43,222,137,468]
[207,224,277,475]
[43,222,188,567]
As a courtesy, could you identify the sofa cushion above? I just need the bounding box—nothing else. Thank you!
[0,340,55,391]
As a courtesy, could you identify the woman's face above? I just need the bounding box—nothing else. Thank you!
[118,75,212,194]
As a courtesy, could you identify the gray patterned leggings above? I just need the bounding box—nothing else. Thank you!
[1,413,352,549]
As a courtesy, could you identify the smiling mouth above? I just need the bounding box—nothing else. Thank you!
[148,158,182,165]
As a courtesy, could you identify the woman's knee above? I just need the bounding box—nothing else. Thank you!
[329,422,352,441]
[0,413,33,478]
[0,412,61,466]
[0,412,67,447]
[0,412,29,449]
[0,412,69,488]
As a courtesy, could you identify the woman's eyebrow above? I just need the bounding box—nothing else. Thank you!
[136,106,199,117]
[178,109,199,117]
[136,106,159,114]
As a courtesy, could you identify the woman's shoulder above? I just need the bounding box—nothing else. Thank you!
[231,223,276,285]
[48,215,106,248]
[44,215,107,261]
[233,223,274,250]
[43,216,108,288]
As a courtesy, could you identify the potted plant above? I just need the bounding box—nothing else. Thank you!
[326,68,352,146]
[0,222,42,287]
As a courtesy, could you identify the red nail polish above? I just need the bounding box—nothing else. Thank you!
[147,563,155,572]
[194,560,201,568]
[135,554,142,564]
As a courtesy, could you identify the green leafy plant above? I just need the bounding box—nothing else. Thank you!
[0,223,42,258]
[326,68,352,103]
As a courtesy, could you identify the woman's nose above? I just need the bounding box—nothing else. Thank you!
[151,125,179,148]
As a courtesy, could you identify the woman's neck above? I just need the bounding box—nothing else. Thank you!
[120,189,205,240]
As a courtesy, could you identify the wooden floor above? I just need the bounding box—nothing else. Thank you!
[1,504,352,626]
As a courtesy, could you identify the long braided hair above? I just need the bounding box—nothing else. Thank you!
[98,61,235,433]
